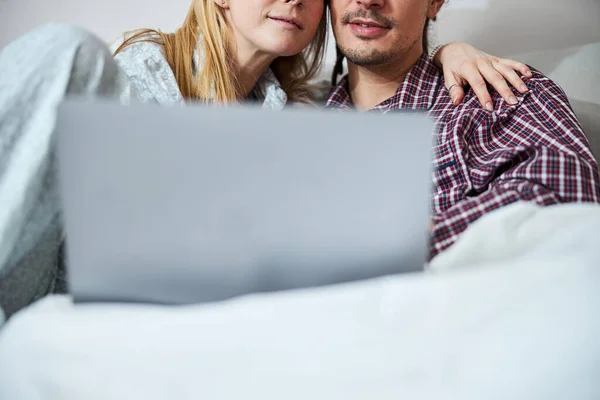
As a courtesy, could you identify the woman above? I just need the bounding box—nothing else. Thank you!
[0,0,530,319]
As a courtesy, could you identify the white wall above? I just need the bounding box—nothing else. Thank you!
[2,1,599,54]
[0,0,190,48]
[435,0,600,56]
[1,0,599,78]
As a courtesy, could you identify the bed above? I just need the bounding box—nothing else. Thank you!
[1,202,599,399]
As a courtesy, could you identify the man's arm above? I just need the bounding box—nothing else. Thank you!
[431,73,600,257]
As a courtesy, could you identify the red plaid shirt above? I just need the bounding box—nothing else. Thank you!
[325,55,600,258]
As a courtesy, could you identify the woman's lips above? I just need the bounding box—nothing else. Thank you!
[268,16,303,30]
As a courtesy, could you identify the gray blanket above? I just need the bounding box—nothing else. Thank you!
[0,22,288,320]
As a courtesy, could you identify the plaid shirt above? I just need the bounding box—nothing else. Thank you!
[325,55,600,258]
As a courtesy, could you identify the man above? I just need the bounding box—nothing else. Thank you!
[325,0,600,257]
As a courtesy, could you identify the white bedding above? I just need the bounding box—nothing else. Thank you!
[1,202,599,400]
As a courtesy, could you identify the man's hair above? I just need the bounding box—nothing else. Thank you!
[423,18,432,56]
[331,11,438,86]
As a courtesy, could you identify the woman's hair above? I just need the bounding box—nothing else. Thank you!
[113,0,328,104]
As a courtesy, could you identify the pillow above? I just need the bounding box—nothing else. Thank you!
[435,1,600,58]
[508,42,600,104]
[506,42,600,164]
[570,99,600,160]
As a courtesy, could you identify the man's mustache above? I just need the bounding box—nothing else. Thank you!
[341,10,395,29]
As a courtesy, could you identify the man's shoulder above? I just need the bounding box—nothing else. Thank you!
[427,66,582,148]
[451,67,567,116]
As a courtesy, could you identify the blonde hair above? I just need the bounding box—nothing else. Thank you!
[114,0,328,104]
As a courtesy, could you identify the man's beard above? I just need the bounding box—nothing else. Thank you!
[335,8,422,67]
[339,46,398,67]
[336,9,398,66]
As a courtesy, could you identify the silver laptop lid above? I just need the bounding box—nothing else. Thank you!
[56,99,434,304]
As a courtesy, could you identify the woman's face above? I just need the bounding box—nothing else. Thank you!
[219,0,325,58]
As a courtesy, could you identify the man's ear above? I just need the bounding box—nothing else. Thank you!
[427,0,445,20]
[213,0,230,9]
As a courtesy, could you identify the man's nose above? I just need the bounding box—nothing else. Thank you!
[356,0,384,9]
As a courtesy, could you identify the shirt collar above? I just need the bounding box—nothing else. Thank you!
[251,68,288,110]
[325,54,442,112]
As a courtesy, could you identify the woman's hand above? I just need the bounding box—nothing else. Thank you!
[433,42,532,111]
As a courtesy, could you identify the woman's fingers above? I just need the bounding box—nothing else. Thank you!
[492,60,530,94]
[495,57,532,79]
[443,73,466,106]
[475,58,521,106]
[458,61,495,111]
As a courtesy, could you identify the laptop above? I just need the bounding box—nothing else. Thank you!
[55,98,434,305]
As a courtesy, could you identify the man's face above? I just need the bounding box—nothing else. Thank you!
[330,0,442,66]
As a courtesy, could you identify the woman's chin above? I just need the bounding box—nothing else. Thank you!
[266,42,307,59]
[276,50,303,58]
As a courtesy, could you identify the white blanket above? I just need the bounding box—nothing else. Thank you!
[1,202,599,400]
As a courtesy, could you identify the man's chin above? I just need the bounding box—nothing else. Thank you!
[340,47,393,67]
